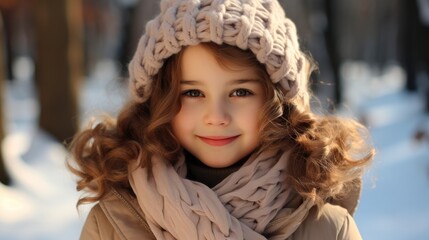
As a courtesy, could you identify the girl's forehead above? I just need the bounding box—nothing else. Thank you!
[180,45,260,81]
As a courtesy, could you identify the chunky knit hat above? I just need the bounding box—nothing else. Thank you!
[128,0,305,103]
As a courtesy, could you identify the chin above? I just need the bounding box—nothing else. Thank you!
[199,156,239,168]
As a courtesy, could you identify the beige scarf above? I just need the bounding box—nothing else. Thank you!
[129,150,315,240]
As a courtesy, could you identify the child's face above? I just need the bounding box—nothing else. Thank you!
[171,44,266,168]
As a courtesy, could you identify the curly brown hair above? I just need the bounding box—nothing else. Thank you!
[68,42,374,208]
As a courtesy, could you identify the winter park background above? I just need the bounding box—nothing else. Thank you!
[1,0,429,240]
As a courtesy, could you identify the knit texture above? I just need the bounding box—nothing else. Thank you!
[128,0,305,103]
[129,150,315,239]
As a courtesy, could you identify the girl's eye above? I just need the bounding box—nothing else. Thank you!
[231,89,253,97]
[183,89,204,97]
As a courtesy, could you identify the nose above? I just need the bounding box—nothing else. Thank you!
[204,99,231,126]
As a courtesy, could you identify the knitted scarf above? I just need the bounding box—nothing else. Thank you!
[129,150,315,240]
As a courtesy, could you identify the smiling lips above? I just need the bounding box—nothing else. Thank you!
[198,136,239,146]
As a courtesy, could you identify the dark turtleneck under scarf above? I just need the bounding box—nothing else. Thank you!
[184,150,249,188]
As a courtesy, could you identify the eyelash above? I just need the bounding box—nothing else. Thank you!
[181,89,254,98]
[182,89,204,97]
[231,88,253,97]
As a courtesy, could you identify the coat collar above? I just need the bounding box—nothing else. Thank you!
[99,188,155,239]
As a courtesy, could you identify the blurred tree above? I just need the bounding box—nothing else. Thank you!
[35,0,83,143]
[118,0,159,77]
[0,13,11,185]
[401,0,429,111]
[322,0,342,108]
[281,0,341,109]
[0,0,18,80]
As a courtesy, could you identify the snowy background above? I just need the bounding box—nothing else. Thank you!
[0,59,429,240]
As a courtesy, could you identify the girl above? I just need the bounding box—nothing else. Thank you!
[69,0,374,239]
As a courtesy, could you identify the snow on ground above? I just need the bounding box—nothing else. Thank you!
[1,60,429,239]
[354,92,429,240]
[0,81,84,239]
[0,60,124,240]
[342,62,429,240]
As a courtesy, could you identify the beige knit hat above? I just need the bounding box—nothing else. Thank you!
[128,0,305,103]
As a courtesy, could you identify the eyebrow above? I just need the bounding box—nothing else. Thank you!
[180,80,200,85]
[180,78,260,85]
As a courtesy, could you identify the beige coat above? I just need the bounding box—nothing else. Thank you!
[80,188,362,240]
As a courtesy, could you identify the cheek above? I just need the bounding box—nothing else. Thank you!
[247,112,262,131]
[171,104,197,134]
[233,105,263,137]
[238,101,263,123]
[171,114,185,136]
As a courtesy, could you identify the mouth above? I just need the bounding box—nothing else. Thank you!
[198,135,239,146]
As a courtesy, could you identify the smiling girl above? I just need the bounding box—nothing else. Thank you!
[69,0,374,239]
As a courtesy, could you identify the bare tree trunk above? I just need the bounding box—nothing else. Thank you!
[323,0,342,108]
[129,0,160,57]
[0,13,11,185]
[35,0,83,143]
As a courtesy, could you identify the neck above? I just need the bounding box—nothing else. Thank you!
[185,150,249,188]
